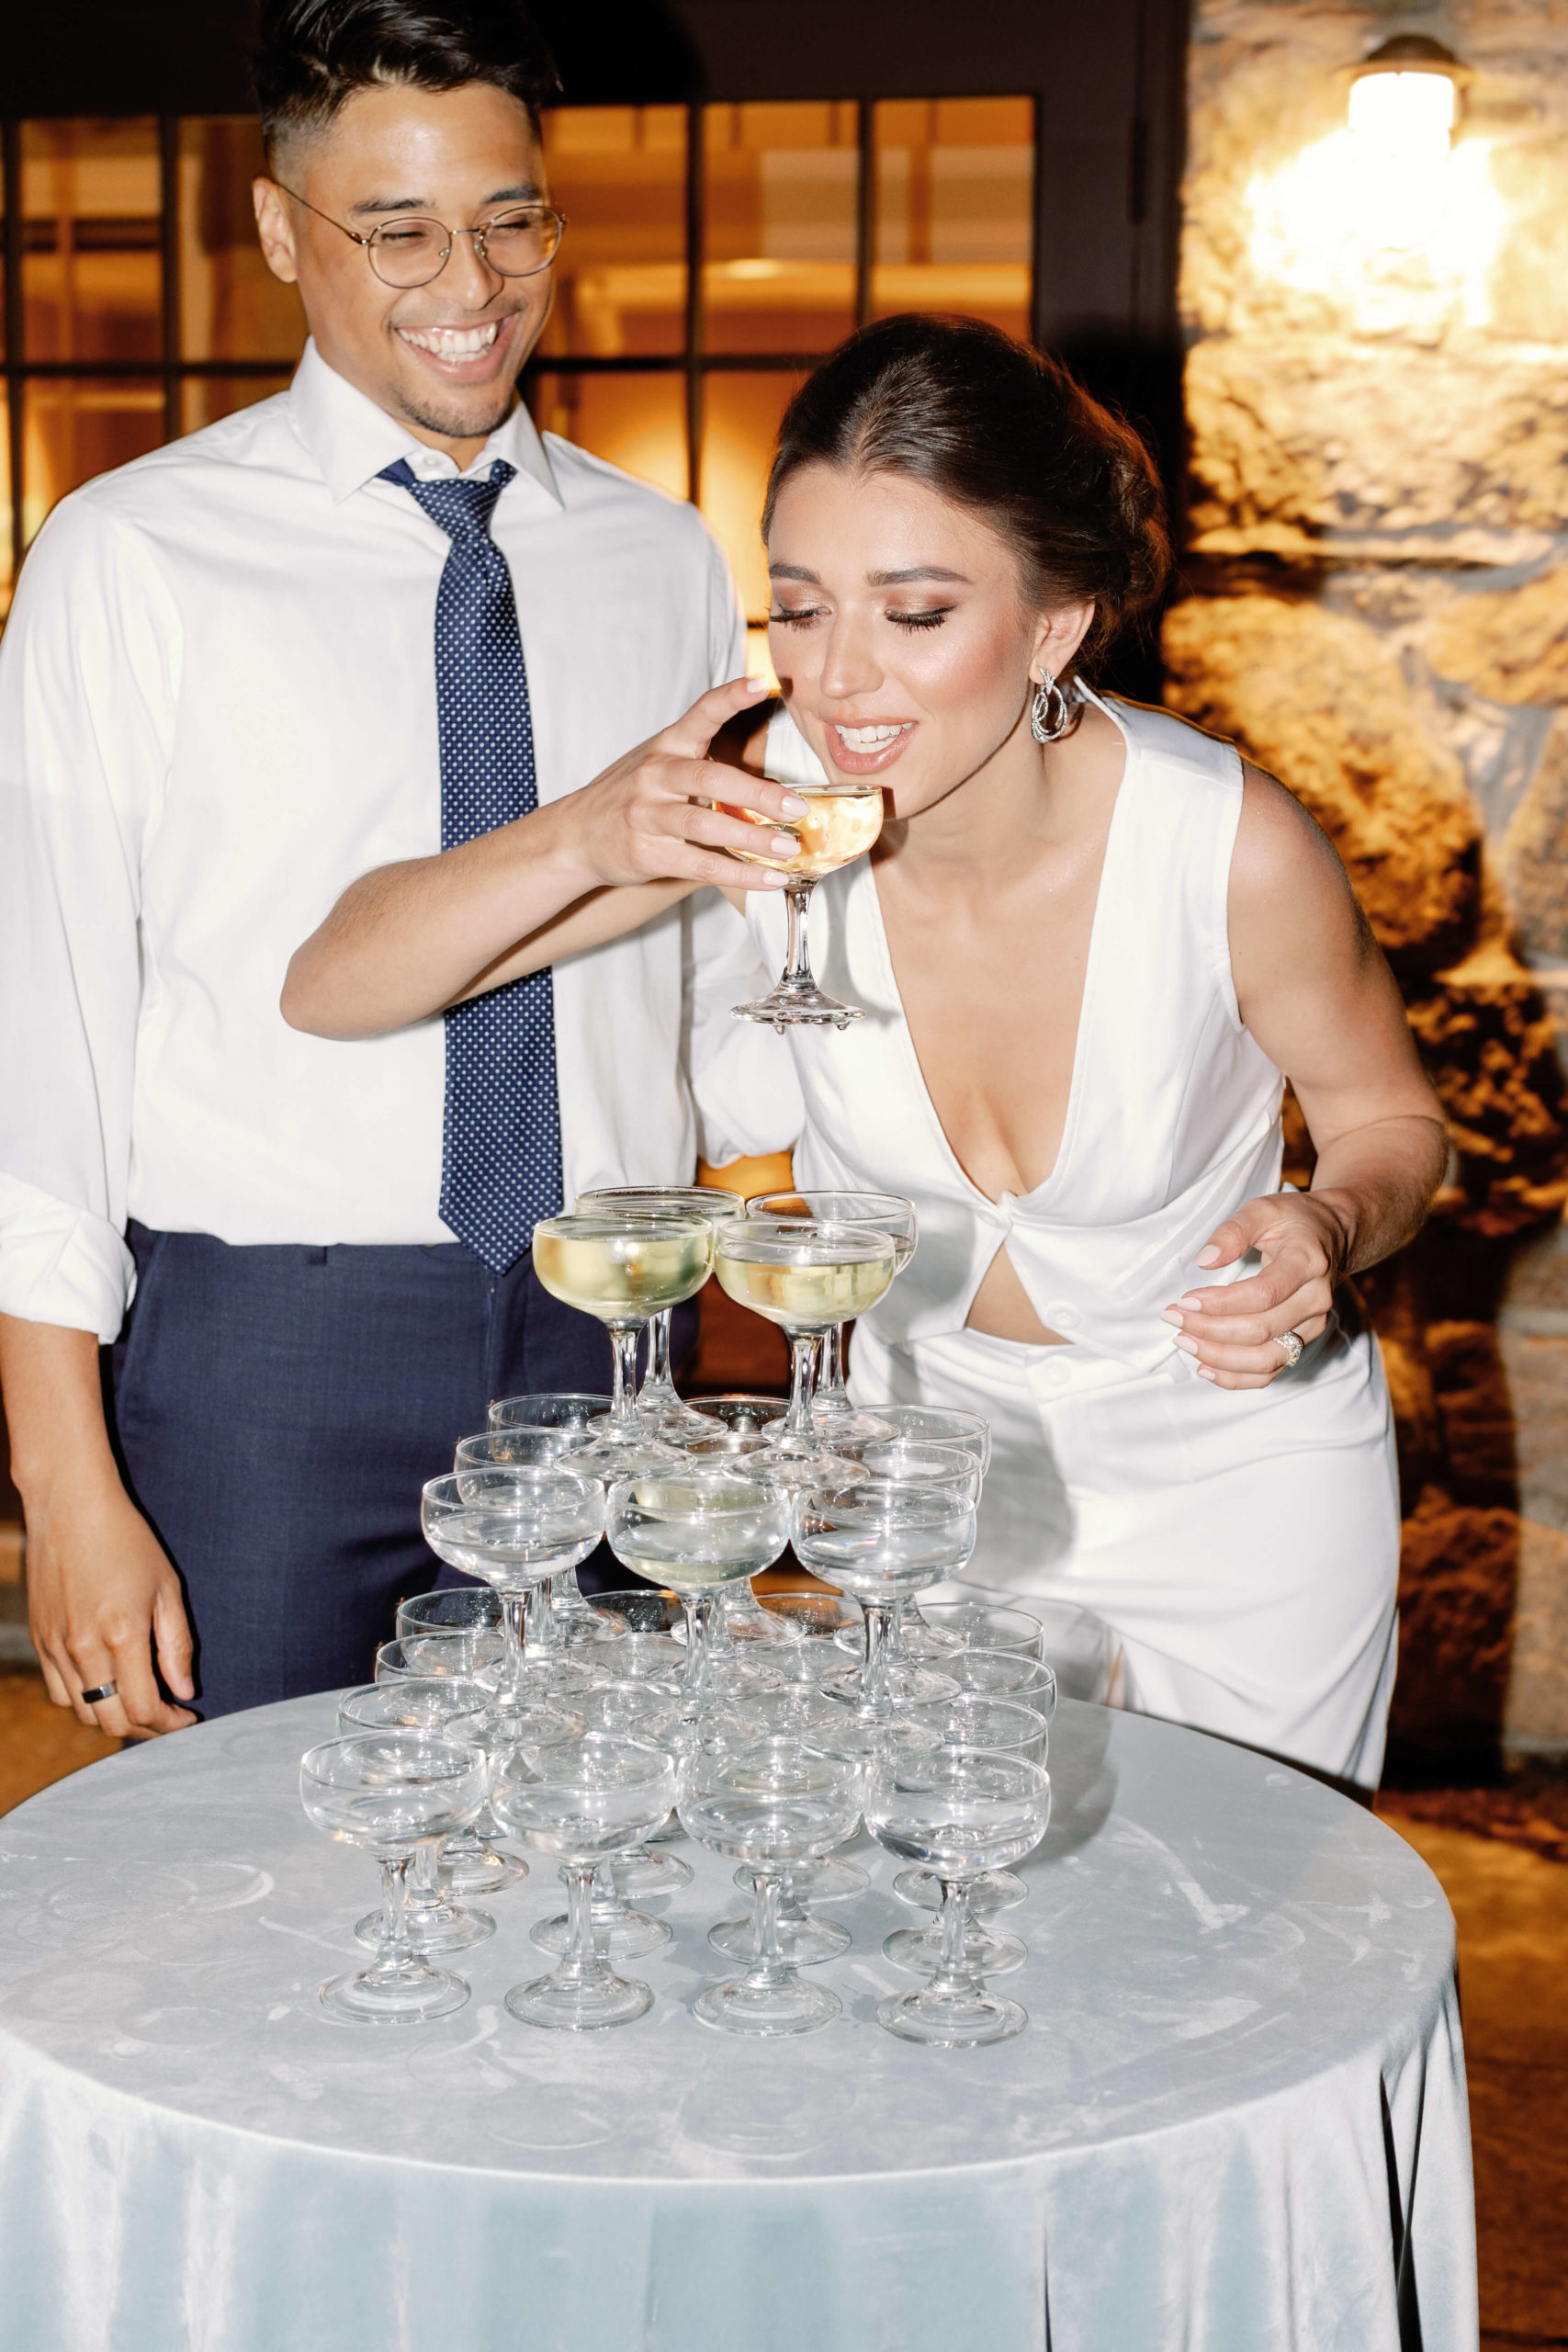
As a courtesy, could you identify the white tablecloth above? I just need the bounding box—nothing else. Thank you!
[0,1693,1476,2352]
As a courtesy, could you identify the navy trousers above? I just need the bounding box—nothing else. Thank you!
[110,1223,621,1720]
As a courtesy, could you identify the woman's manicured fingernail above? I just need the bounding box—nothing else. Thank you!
[779,793,808,818]
[1197,1364,1218,1382]
[1196,1246,1221,1267]
[770,834,798,856]
[745,675,770,693]
[1174,1334,1199,1356]
[1159,1307,1184,1328]
[1179,1293,1204,1312]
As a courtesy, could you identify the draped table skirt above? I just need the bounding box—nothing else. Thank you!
[0,1692,1476,2352]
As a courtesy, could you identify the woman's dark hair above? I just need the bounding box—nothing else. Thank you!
[254,0,559,156]
[763,314,1171,673]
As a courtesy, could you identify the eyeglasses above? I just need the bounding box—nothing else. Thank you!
[276,183,567,288]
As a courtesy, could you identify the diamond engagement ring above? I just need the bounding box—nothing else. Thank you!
[79,1680,118,1705]
[1272,1330,1304,1369]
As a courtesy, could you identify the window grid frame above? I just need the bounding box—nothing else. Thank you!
[1,96,1039,593]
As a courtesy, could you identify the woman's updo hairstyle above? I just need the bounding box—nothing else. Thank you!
[763,313,1171,673]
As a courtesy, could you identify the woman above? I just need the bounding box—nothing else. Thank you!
[284,316,1446,1789]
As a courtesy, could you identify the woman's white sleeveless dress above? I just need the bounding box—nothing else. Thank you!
[744,690,1401,1788]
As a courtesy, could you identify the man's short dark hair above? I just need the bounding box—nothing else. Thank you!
[253,0,560,157]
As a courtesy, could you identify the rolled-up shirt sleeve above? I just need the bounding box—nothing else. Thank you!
[0,497,176,1340]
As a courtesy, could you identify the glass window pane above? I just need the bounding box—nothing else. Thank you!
[179,375,293,435]
[872,97,1034,338]
[23,380,164,545]
[179,119,306,363]
[704,103,858,357]
[528,370,687,501]
[23,119,162,362]
[537,107,686,359]
[700,371,807,620]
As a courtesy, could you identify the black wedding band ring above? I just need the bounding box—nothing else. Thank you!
[79,1680,118,1705]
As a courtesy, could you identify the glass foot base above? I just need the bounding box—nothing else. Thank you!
[709,1909,850,1966]
[694,1972,841,2036]
[731,988,864,1032]
[876,1985,1027,2047]
[443,1843,528,1897]
[355,1902,494,1955]
[739,1856,867,1905]
[319,1961,469,2025]
[893,1866,1025,1916]
[532,1905,671,1960]
[819,1662,959,1713]
[612,1847,694,1900]
[505,1969,652,2031]
[884,1923,1025,1977]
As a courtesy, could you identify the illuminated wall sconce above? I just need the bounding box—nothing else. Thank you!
[1348,35,1469,152]
[1344,34,1472,250]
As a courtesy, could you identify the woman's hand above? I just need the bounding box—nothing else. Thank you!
[564,675,805,896]
[1159,1191,1353,1390]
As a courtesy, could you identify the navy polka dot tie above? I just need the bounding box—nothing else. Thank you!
[381,457,563,1272]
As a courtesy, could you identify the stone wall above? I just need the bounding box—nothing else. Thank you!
[1167,0,1568,1766]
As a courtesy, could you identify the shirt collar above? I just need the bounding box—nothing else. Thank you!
[287,337,561,508]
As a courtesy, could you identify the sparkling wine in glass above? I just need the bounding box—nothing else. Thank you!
[574,1185,745,1428]
[531,1214,713,1453]
[713,1218,897,1448]
[605,1464,791,1713]
[747,1188,917,1432]
[722,781,884,1030]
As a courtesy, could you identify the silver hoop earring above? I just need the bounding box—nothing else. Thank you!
[1031,673,1072,743]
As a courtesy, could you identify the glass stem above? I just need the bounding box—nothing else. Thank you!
[560,1860,605,1985]
[680,1594,713,1710]
[609,1323,642,1429]
[781,878,818,992]
[642,1308,678,1405]
[783,1330,822,1440]
[744,1864,790,1988]
[929,1877,981,1997]
[527,1577,562,1651]
[501,1589,529,1686]
[862,1601,895,1715]
[378,1852,414,1967]
[818,1321,850,1408]
[410,1838,444,1917]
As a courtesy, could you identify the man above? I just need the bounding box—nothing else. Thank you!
[0,0,797,1735]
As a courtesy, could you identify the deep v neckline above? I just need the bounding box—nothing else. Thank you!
[862,688,1138,1216]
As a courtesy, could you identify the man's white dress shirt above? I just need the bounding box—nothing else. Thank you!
[0,342,795,1341]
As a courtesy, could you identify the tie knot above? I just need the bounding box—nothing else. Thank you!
[380,457,517,544]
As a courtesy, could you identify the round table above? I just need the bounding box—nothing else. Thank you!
[0,1692,1476,2352]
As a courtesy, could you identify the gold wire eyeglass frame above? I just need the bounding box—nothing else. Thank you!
[274,182,567,286]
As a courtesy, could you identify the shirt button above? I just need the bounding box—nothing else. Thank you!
[1045,1301,1080,1330]
[1041,1356,1073,1390]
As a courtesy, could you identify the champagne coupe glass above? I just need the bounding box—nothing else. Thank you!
[795,1452,976,1720]
[524,1677,692,1928]
[378,1616,537,1892]
[491,1733,676,2030]
[888,1696,1049,1949]
[747,1190,917,1432]
[906,1598,1042,1667]
[455,1429,626,1646]
[698,1685,863,1956]
[395,1587,502,1656]
[722,777,886,1030]
[487,1391,612,1441]
[679,1736,863,2033]
[299,1732,487,2024]
[422,1466,606,1705]
[531,1214,713,1456]
[864,1747,1052,2046]
[714,1219,897,1450]
[836,1408,991,1679]
[374,1632,507,1683]
[605,1463,791,1713]
[336,1678,504,1950]
[945,1649,1058,1710]
[575,1185,746,1427]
